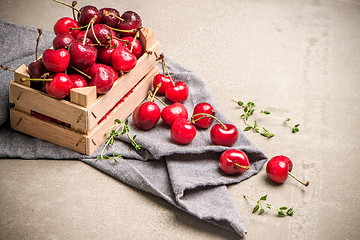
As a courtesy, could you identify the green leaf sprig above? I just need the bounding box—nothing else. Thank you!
[244,195,294,217]
[233,98,300,137]
[96,118,141,163]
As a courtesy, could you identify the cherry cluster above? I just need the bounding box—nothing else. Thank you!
[26,2,143,98]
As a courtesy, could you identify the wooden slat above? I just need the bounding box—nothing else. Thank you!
[86,66,159,155]
[87,41,161,130]
[14,64,30,87]
[10,81,88,132]
[70,86,97,107]
[10,108,86,154]
[139,28,156,51]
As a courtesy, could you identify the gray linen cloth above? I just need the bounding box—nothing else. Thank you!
[0,19,267,237]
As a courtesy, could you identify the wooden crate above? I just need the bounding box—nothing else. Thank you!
[9,28,160,155]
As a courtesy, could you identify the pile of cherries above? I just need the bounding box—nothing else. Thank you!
[26,1,143,98]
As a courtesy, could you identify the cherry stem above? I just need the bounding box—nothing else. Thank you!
[155,53,175,86]
[102,10,125,22]
[21,78,52,82]
[51,0,80,13]
[191,113,227,129]
[90,21,101,45]
[72,1,77,20]
[82,20,92,45]
[70,65,92,79]
[234,162,250,170]
[35,28,42,60]
[288,172,310,187]
[1,65,16,72]
[148,92,168,106]
[130,30,140,53]
[105,25,138,33]
[149,83,161,102]
[69,25,88,31]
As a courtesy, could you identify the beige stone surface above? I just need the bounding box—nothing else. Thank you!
[1,0,360,239]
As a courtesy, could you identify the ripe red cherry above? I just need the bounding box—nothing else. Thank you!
[75,31,86,40]
[153,74,173,95]
[121,36,143,59]
[117,11,142,37]
[266,155,309,186]
[42,49,70,73]
[53,17,81,38]
[111,45,137,72]
[132,102,161,130]
[88,63,118,94]
[53,33,75,50]
[192,102,215,129]
[98,38,121,65]
[219,149,250,175]
[87,24,112,44]
[161,102,188,126]
[100,8,120,28]
[210,124,238,147]
[165,81,188,103]
[45,73,73,98]
[68,41,98,70]
[171,118,196,144]
[69,74,88,88]
[78,5,101,26]
[28,59,47,78]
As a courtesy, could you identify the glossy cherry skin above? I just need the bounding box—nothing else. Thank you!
[42,49,70,73]
[219,149,250,175]
[153,74,173,95]
[171,118,196,144]
[100,7,120,28]
[53,33,75,50]
[53,17,81,38]
[45,73,73,98]
[132,102,161,130]
[117,11,142,37]
[161,102,188,126]
[28,59,47,78]
[87,24,112,44]
[165,81,189,103]
[69,74,88,88]
[88,63,118,94]
[121,36,143,59]
[266,155,292,184]
[97,38,121,65]
[111,45,137,72]
[68,41,98,70]
[78,5,101,26]
[210,124,238,147]
[192,102,215,129]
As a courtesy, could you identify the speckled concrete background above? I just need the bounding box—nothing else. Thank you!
[0,0,359,239]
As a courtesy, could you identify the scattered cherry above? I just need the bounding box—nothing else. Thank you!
[153,74,173,95]
[266,155,309,187]
[161,102,188,127]
[171,118,196,144]
[165,81,189,103]
[219,149,250,175]
[192,102,215,129]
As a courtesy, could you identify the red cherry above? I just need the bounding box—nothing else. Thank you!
[98,39,119,65]
[53,17,81,38]
[153,74,173,95]
[88,63,117,94]
[42,49,70,73]
[161,102,188,126]
[28,59,47,78]
[75,31,86,40]
[45,73,73,98]
[100,8,120,28]
[266,155,309,186]
[77,5,101,26]
[68,41,98,70]
[87,24,112,44]
[171,118,196,144]
[132,102,161,130]
[52,33,75,50]
[219,149,250,175]
[69,74,88,88]
[165,81,188,103]
[192,102,215,129]
[117,11,142,37]
[111,45,137,72]
[210,124,238,147]
[121,36,143,59]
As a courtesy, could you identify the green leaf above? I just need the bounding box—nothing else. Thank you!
[259,208,265,215]
[244,126,252,131]
[252,204,260,213]
[287,207,294,216]
[295,124,300,127]
[285,118,291,122]
[279,206,288,210]
[96,156,101,161]
[115,119,122,124]
[260,195,267,201]
[263,110,270,115]
[103,155,110,159]
[237,101,244,106]
[244,106,248,113]
[124,118,129,125]
[113,158,118,163]
[278,211,286,217]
